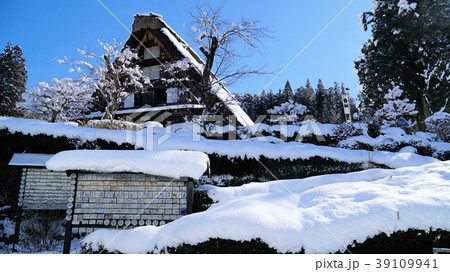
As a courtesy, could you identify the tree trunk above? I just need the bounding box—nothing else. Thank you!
[50,111,59,123]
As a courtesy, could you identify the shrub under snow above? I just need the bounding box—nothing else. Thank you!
[332,122,363,141]
[267,99,308,124]
[425,112,450,142]
[375,86,418,127]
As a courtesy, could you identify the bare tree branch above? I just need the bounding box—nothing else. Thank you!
[188,2,271,87]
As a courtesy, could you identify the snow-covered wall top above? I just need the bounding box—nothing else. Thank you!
[45,150,209,179]
[0,117,440,170]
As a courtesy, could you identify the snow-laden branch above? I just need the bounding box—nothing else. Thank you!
[375,86,418,126]
[59,40,150,120]
[18,78,92,122]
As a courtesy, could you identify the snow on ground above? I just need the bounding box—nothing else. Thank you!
[0,117,440,169]
[339,126,450,158]
[46,150,209,179]
[82,160,450,253]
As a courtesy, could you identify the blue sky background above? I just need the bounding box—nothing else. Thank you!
[0,0,372,98]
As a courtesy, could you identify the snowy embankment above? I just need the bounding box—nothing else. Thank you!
[82,161,450,253]
[0,117,440,169]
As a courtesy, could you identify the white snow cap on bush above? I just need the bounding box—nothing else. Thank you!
[375,86,418,126]
[425,112,450,141]
[46,150,209,179]
[267,99,308,123]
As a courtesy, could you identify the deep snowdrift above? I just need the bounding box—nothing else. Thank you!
[82,161,450,253]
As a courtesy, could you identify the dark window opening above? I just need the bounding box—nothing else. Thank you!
[156,90,167,105]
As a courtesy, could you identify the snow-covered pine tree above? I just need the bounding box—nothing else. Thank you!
[59,40,149,121]
[19,78,92,122]
[375,86,418,127]
[356,0,449,124]
[0,42,27,116]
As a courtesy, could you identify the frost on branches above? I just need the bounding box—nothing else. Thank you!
[375,86,418,127]
[18,78,92,122]
[59,40,150,120]
[267,99,308,124]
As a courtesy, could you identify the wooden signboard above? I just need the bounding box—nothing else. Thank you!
[18,168,73,210]
[67,172,193,235]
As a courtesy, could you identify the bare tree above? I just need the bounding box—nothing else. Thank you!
[188,2,270,113]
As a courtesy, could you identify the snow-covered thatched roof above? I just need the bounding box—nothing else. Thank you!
[124,13,255,127]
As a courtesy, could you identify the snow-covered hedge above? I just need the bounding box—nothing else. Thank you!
[425,112,450,142]
[1,117,439,170]
[80,161,450,254]
[338,127,450,160]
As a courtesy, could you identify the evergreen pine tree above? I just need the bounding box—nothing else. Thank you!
[294,84,315,117]
[315,79,326,122]
[356,0,449,125]
[320,88,334,124]
[240,92,257,121]
[0,42,27,116]
[264,90,276,114]
[281,80,294,101]
[329,82,345,124]
[305,78,312,89]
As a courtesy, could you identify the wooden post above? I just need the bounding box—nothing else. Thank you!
[63,219,72,254]
[186,179,194,214]
[11,206,23,252]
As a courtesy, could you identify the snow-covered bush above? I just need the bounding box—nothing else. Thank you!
[267,99,307,124]
[376,137,400,152]
[333,123,363,141]
[367,120,381,138]
[18,78,92,122]
[425,112,450,142]
[19,211,65,253]
[375,86,418,127]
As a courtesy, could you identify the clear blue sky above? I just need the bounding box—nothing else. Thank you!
[0,0,372,98]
